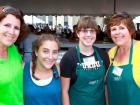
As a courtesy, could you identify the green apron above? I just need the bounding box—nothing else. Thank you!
[106,40,140,105]
[69,46,106,105]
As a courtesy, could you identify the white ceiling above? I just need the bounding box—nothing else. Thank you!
[0,0,140,16]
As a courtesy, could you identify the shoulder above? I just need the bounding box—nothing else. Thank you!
[24,61,31,69]
[9,44,18,51]
[133,40,140,88]
[61,47,77,61]
[65,47,77,55]
[60,47,77,77]
[8,45,19,55]
[134,40,140,53]
[94,46,108,59]
[108,46,117,60]
[9,44,22,61]
[133,40,140,65]
[60,47,77,67]
[95,46,106,54]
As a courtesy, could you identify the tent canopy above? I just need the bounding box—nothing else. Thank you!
[1,0,140,16]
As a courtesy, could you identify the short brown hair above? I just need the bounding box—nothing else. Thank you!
[77,16,98,32]
[107,12,136,37]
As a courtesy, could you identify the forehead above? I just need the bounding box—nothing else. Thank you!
[111,22,127,27]
[0,14,20,24]
[110,18,127,27]
[81,27,95,30]
[40,40,58,50]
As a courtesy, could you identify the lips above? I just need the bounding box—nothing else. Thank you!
[114,35,125,40]
[5,35,16,42]
[85,38,92,42]
[115,37,122,41]
[44,59,55,66]
[2,34,16,45]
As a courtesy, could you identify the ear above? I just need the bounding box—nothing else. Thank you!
[35,50,38,57]
[77,34,80,38]
[76,31,80,38]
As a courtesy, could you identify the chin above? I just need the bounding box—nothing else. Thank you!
[4,43,13,47]
[85,43,93,47]
[115,42,124,46]
[44,66,51,70]
[86,41,95,45]
[46,65,54,69]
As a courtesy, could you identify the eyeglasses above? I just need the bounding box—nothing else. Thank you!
[2,6,21,16]
[80,29,96,34]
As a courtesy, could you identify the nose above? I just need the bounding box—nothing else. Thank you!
[115,28,120,34]
[9,27,15,35]
[48,53,53,59]
[86,30,93,36]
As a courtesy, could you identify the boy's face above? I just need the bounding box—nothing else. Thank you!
[77,28,96,48]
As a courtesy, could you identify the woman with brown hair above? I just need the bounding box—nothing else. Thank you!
[106,12,140,105]
[0,5,28,105]
[23,34,61,105]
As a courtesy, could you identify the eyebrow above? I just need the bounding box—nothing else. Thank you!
[42,48,58,51]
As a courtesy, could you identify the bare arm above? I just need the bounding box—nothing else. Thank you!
[61,77,71,105]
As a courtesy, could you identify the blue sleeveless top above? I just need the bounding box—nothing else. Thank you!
[23,62,61,105]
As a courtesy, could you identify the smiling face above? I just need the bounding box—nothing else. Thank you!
[35,40,59,70]
[77,28,96,48]
[0,14,20,48]
[110,23,131,46]
[76,16,98,49]
[107,13,136,47]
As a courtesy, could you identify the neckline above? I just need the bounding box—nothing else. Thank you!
[31,74,53,86]
[112,39,133,65]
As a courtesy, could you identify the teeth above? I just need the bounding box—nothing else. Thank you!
[115,36,123,40]
[5,35,12,39]
[85,38,92,41]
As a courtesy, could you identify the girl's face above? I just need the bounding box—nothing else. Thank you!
[110,23,131,46]
[77,28,96,48]
[36,40,59,70]
[0,14,20,48]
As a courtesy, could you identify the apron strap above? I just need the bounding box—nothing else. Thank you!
[76,45,103,65]
[129,39,133,64]
[76,45,81,63]
[53,65,60,79]
[111,47,118,63]
[94,47,102,62]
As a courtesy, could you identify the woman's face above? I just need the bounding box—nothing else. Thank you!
[36,40,59,70]
[110,23,131,46]
[0,14,20,48]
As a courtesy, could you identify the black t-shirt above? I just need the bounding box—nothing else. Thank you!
[60,46,110,85]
